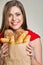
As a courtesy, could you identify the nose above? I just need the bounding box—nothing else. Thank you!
[12,15,16,21]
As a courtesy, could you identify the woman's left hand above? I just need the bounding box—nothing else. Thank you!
[26,43,35,59]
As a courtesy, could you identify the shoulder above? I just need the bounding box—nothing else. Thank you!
[27,29,40,41]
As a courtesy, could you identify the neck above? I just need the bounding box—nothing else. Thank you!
[13,28,24,33]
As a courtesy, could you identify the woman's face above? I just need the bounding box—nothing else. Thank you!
[7,6,23,30]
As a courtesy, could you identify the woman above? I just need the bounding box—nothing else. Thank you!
[0,0,42,65]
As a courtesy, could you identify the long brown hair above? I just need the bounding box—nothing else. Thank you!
[1,0,28,33]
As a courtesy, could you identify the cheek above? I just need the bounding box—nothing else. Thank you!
[7,16,12,21]
[20,20,23,25]
[19,15,23,23]
[18,17,23,26]
[7,17,12,24]
[8,18,11,22]
[18,19,23,28]
[7,18,11,26]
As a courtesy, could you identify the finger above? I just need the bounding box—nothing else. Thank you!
[26,45,32,50]
[2,47,8,54]
[1,43,8,50]
[27,43,34,51]
[26,48,32,53]
[26,48,35,58]
[2,43,8,49]
[4,53,9,57]
[2,53,9,57]
[28,43,32,47]
[27,53,32,57]
[2,45,8,51]
[2,48,8,54]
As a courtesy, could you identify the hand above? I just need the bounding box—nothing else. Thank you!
[26,44,35,59]
[1,43,9,58]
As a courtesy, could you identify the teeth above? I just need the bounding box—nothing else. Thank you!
[13,23,17,24]
[12,22,18,25]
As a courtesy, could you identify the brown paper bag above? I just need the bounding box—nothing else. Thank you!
[5,43,31,65]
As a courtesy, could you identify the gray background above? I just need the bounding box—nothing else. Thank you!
[0,0,43,62]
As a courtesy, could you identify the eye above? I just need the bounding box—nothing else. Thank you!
[8,14,13,17]
[15,13,21,16]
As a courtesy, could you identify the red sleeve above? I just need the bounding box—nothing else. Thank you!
[28,30,40,41]
[0,32,4,43]
[0,32,3,38]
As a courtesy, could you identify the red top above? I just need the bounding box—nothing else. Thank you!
[28,30,40,41]
[0,32,3,38]
[0,32,3,43]
[0,30,40,41]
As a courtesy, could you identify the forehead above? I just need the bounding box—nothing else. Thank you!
[8,6,22,13]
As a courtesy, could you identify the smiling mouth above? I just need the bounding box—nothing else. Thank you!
[11,22,19,26]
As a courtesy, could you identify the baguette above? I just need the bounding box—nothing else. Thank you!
[16,31,28,44]
[0,38,9,43]
[24,35,31,43]
[4,29,15,44]
[4,29,14,39]
[0,30,31,44]
[0,29,15,44]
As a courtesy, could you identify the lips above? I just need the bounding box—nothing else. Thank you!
[11,22,19,26]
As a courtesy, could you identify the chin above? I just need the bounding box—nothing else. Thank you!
[12,26,20,30]
[10,25,21,30]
